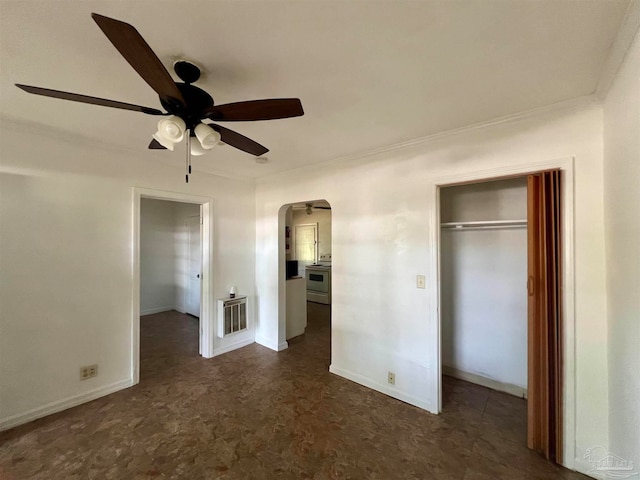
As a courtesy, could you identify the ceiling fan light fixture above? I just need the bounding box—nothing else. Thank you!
[157,115,186,143]
[17,14,304,184]
[190,139,208,156]
[152,131,175,151]
[194,123,221,149]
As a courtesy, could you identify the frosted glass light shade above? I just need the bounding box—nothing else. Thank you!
[194,123,221,150]
[190,139,207,156]
[152,131,175,151]
[157,115,186,143]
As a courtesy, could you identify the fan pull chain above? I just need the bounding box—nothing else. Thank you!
[188,130,192,175]
[185,129,190,183]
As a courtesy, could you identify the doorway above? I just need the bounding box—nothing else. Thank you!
[429,158,576,468]
[279,200,332,355]
[140,200,201,317]
[132,188,214,384]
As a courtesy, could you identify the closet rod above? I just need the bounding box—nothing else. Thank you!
[441,219,527,231]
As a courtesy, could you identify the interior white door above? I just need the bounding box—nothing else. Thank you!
[185,214,201,317]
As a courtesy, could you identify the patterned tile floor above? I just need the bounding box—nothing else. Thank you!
[0,303,588,479]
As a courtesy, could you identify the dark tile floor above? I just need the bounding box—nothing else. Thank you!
[0,304,588,479]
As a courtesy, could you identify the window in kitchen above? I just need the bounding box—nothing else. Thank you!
[294,224,317,264]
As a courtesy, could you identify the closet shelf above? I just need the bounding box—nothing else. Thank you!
[440,219,527,231]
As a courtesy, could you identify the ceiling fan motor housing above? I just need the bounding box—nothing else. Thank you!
[173,60,201,84]
[160,83,214,129]
[157,61,212,129]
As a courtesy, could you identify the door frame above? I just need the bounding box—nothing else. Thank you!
[426,156,576,469]
[132,187,214,384]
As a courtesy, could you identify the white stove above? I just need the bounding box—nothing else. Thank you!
[306,256,331,304]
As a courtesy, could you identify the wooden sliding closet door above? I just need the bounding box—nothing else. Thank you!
[527,170,563,463]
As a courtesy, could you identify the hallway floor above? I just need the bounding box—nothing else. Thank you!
[0,305,588,479]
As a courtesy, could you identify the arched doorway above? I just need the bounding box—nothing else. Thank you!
[278,200,332,362]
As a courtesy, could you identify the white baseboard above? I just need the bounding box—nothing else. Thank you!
[254,334,285,352]
[0,378,134,432]
[140,306,175,316]
[329,364,435,413]
[212,337,255,357]
[254,334,272,349]
[443,365,527,399]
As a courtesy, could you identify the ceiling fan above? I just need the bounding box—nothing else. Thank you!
[15,13,304,182]
[295,202,331,215]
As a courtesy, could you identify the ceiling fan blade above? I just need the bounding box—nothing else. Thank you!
[205,99,303,122]
[209,124,269,156]
[91,13,186,109]
[149,138,167,149]
[15,84,166,115]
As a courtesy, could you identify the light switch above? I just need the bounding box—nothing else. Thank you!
[417,275,426,289]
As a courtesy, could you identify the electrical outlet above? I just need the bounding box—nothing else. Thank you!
[388,371,396,385]
[80,364,98,380]
[417,275,426,289]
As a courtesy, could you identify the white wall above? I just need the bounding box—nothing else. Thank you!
[603,29,640,468]
[0,122,256,429]
[255,99,608,471]
[440,179,528,390]
[440,178,528,223]
[140,199,178,315]
[139,199,200,315]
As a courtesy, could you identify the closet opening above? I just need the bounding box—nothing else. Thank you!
[439,172,563,463]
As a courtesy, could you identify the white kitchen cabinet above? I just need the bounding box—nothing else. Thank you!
[286,278,307,340]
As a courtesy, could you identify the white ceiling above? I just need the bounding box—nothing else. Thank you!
[0,0,630,179]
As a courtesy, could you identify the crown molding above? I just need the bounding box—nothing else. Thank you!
[595,0,640,99]
[257,94,599,184]
[3,92,601,187]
